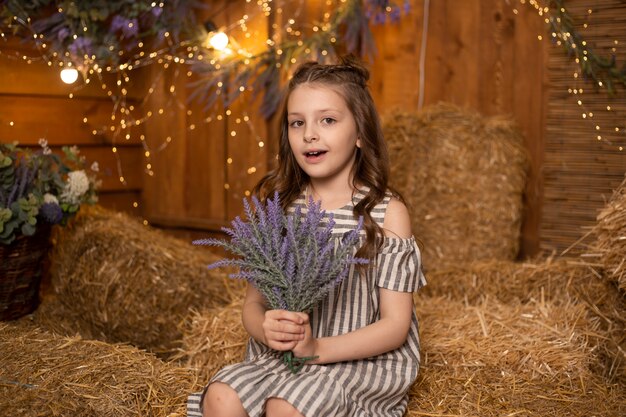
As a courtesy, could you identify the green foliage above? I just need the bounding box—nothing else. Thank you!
[0,0,203,66]
[544,0,625,94]
[0,142,99,245]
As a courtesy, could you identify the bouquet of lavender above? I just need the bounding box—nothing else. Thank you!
[194,192,367,372]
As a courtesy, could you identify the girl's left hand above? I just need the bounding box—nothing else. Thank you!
[291,313,318,361]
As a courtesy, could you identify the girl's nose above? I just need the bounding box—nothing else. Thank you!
[303,127,318,143]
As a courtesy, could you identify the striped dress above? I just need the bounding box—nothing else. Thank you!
[188,188,427,417]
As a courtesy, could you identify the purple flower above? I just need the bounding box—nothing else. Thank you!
[40,202,63,224]
[57,27,70,42]
[68,37,93,57]
[110,15,139,38]
[151,6,164,18]
[194,193,367,313]
[194,192,368,373]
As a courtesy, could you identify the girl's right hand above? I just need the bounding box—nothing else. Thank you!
[262,310,307,351]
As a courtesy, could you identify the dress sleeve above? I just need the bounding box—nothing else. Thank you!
[375,237,427,292]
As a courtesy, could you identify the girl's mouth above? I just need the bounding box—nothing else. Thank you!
[304,150,327,163]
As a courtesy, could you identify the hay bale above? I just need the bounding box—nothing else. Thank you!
[0,321,201,417]
[585,175,626,292]
[172,294,248,383]
[407,297,626,416]
[383,103,528,269]
[43,206,235,355]
[419,257,626,382]
[420,257,604,304]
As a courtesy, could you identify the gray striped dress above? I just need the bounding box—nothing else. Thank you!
[188,188,426,417]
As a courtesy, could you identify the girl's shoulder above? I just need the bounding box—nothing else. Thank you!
[381,197,412,239]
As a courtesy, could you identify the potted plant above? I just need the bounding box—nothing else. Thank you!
[0,140,99,320]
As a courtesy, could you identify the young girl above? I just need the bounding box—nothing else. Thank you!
[188,57,426,417]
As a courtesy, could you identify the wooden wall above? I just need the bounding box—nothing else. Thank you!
[142,0,549,255]
[0,39,146,214]
[142,0,270,234]
[369,0,548,257]
[2,0,623,258]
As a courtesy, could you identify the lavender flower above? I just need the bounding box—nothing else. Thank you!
[40,202,63,224]
[110,15,139,38]
[57,27,70,43]
[68,37,93,57]
[194,192,368,372]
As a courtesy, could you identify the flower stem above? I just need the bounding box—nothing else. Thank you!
[282,351,319,374]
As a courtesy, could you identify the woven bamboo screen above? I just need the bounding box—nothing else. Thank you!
[541,0,626,254]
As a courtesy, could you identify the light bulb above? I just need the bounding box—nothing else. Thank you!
[60,68,78,84]
[209,32,229,51]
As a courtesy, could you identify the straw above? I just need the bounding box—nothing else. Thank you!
[172,293,248,384]
[39,206,235,356]
[0,321,202,417]
[407,296,625,416]
[419,257,626,382]
[383,103,528,269]
[584,174,626,292]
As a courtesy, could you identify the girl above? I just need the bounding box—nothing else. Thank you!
[188,57,426,417]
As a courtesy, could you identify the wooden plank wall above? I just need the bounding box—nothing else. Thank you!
[0,39,146,214]
[141,0,550,257]
[142,0,270,234]
[3,1,622,258]
[369,0,547,257]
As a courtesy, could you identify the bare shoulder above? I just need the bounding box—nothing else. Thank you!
[382,197,412,239]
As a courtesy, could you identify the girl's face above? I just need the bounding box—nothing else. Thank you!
[287,83,361,186]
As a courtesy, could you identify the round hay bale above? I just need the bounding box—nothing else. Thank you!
[172,293,248,383]
[418,257,626,382]
[383,103,528,269]
[45,206,235,355]
[586,174,626,292]
[407,297,626,416]
[0,321,201,417]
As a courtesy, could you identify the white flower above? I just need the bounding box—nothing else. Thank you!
[38,138,51,155]
[43,193,59,205]
[90,161,99,172]
[60,170,90,204]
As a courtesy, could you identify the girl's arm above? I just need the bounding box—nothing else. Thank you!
[292,198,415,363]
[242,284,306,351]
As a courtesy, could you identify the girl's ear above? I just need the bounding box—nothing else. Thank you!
[356,138,362,148]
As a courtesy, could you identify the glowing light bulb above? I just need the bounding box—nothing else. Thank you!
[209,32,229,51]
[60,68,78,84]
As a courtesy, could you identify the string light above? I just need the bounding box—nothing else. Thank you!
[513,0,625,152]
[0,0,408,212]
[208,31,229,51]
[60,67,79,84]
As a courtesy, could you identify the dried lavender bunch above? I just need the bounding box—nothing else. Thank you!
[194,192,368,372]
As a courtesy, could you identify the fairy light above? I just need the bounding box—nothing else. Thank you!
[513,0,625,152]
[60,67,78,83]
[208,31,229,51]
[0,0,409,212]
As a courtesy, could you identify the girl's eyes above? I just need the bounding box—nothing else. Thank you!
[288,117,336,127]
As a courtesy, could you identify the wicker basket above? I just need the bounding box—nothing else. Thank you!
[0,225,51,321]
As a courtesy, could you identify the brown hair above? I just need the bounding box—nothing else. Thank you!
[254,56,401,262]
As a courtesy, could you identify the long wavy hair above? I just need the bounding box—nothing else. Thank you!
[254,56,401,262]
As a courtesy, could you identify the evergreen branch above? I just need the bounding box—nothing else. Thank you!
[534,0,626,94]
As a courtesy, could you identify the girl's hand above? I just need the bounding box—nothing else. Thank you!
[262,310,307,351]
[291,313,318,360]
